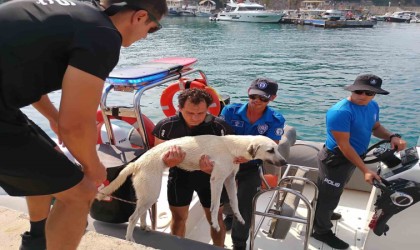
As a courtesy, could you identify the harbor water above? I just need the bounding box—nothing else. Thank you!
[23,17,420,146]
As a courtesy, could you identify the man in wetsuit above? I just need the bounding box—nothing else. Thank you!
[312,74,407,249]
[0,0,167,249]
[152,88,234,247]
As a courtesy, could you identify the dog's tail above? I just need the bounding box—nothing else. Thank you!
[96,162,137,201]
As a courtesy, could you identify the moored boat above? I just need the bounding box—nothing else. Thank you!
[386,11,416,23]
[215,0,284,23]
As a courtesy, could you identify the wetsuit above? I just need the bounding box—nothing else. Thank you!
[152,113,234,208]
[314,99,379,234]
[0,0,121,196]
[220,103,285,248]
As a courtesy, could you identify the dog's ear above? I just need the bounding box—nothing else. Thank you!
[247,144,261,159]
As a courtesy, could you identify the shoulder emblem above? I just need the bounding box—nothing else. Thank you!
[275,128,284,136]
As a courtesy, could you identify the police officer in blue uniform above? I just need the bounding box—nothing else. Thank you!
[312,74,407,249]
[220,78,285,250]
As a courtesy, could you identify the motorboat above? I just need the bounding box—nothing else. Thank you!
[195,0,216,17]
[167,0,183,16]
[179,5,196,17]
[321,9,343,21]
[372,12,392,21]
[385,11,416,23]
[2,58,420,250]
[215,0,284,23]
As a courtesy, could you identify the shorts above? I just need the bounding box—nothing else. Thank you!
[167,167,217,208]
[0,108,84,196]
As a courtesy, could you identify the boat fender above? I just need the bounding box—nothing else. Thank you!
[160,78,221,117]
[96,110,155,147]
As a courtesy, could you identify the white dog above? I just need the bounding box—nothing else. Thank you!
[96,134,286,242]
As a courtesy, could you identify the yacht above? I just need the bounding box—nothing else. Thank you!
[215,0,284,23]
[386,11,416,23]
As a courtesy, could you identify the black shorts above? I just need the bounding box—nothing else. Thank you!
[0,108,84,196]
[167,167,216,208]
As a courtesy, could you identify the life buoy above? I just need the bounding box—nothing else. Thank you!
[96,110,155,147]
[261,174,278,190]
[160,78,221,117]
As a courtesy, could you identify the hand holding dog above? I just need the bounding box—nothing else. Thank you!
[162,145,186,167]
[199,155,214,174]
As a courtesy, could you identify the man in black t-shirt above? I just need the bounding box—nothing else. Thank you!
[0,0,167,249]
[152,88,234,247]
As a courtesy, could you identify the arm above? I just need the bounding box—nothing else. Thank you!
[332,131,381,184]
[372,122,407,151]
[32,94,60,142]
[59,66,106,186]
[154,136,185,167]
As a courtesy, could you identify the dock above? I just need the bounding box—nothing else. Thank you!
[281,17,375,28]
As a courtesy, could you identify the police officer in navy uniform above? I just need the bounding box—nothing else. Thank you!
[312,74,407,249]
[0,0,167,249]
[220,78,286,250]
[152,88,234,247]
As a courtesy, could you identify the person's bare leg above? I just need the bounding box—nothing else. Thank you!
[203,206,226,247]
[46,177,96,250]
[26,195,52,221]
[169,205,189,237]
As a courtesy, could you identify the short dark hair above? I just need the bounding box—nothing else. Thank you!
[105,0,168,18]
[178,88,213,109]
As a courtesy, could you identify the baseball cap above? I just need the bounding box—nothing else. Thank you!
[344,74,389,95]
[248,78,278,98]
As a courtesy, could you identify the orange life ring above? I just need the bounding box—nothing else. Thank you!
[160,78,221,117]
[261,174,278,190]
[96,110,155,147]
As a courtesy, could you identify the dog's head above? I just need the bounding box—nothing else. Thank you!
[247,135,287,166]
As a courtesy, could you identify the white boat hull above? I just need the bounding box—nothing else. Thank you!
[216,11,283,23]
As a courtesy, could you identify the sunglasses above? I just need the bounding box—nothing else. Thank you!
[353,90,376,97]
[249,94,270,102]
[143,10,162,34]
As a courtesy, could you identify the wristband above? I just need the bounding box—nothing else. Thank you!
[389,133,401,140]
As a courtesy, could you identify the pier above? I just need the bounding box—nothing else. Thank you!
[281,17,375,28]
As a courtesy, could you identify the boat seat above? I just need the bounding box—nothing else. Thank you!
[252,164,319,250]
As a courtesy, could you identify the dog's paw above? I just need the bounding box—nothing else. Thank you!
[140,225,152,232]
[211,223,220,232]
[235,213,245,225]
[125,235,135,242]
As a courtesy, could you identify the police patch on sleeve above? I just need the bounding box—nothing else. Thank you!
[275,127,284,136]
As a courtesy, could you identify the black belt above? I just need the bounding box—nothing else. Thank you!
[324,145,366,159]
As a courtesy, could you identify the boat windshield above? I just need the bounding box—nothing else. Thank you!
[238,6,265,11]
[225,5,236,12]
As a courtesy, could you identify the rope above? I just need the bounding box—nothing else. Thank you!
[98,191,137,205]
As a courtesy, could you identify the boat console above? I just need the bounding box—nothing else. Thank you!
[364,145,420,249]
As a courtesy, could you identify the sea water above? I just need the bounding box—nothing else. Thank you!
[22,18,420,146]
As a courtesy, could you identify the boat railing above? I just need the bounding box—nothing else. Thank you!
[250,164,319,250]
[100,67,207,150]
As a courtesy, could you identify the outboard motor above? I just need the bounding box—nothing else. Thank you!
[368,146,420,236]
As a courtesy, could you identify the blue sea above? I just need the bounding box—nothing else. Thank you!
[23,17,420,146]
